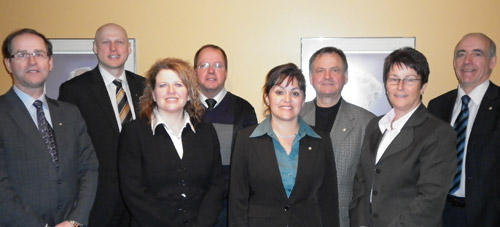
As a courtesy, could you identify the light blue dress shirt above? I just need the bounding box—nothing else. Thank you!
[250,116,320,197]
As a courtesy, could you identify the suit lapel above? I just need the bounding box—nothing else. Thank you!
[290,136,319,202]
[5,90,46,148]
[87,67,120,135]
[252,135,288,198]
[330,99,354,144]
[471,83,500,135]
[126,71,143,115]
[377,104,426,163]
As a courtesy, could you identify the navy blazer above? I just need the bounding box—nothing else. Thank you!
[118,117,225,226]
[0,89,98,226]
[350,104,457,227]
[59,66,144,226]
[428,82,500,226]
[229,124,339,227]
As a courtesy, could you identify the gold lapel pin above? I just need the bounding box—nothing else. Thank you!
[59,123,63,126]
[489,106,493,110]
[343,128,346,132]
[308,147,312,150]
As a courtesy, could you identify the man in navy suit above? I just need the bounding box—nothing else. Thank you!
[428,33,500,227]
[59,23,145,227]
[0,28,98,226]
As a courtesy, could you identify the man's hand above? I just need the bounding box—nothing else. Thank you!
[55,221,73,227]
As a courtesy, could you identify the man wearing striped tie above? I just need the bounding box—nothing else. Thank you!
[428,33,500,227]
[59,23,145,227]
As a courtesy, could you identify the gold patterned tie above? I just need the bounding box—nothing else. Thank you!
[113,79,132,124]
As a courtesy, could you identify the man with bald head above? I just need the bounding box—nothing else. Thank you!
[59,23,144,226]
[428,33,500,226]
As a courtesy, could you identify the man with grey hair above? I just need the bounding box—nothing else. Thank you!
[300,46,375,227]
[59,23,145,226]
[428,33,500,226]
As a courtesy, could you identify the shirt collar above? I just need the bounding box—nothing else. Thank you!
[99,65,127,86]
[151,107,195,135]
[250,116,320,139]
[13,85,48,109]
[199,88,227,108]
[457,80,489,106]
[378,104,420,133]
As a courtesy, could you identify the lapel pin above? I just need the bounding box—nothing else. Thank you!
[343,128,346,132]
[308,146,312,150]
[489,106,493,110]
[59,123,63,126]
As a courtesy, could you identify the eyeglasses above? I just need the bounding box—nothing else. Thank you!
[196,62,225,70]
[387,77,421,86]
[10,51,49,61]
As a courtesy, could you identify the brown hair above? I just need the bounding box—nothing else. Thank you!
[140,58,204,123]
[262,63,306,117]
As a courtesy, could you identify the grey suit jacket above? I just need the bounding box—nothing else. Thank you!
[350,104,457,227]
[300,99,375,227]
[0,88,98,226]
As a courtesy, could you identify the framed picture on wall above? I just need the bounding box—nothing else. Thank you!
[45,38,136,99]
[301,37,415,116]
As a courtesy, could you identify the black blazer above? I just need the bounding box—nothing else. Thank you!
[58,66,145,226]
[428,82,500,226]
[229,124,339,227]
[350,104,457,227]
[118,118,225,227]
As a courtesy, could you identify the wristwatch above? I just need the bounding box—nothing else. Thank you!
[69,220,84,227]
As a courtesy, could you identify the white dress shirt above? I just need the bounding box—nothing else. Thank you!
[151,108,195,159]
[199,88,227,109]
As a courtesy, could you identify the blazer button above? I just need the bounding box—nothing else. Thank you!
[375,168,381,174]
[57,179,63,184]
[373,190,378,196]
[284,205,290,211]
[57,205,62,209]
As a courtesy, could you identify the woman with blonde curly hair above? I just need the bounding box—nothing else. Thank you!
[118,58,224,226]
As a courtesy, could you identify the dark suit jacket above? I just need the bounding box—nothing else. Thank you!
[229,124,339,227]
[428,82,500,226]
[0,89,98,226]
[58,66,145,226]
[350,104,457,227]
[118,118,225,227]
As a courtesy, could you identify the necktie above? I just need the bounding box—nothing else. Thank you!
[113,79,132,124]
[33,100,59,168]
[206,98,217,110]
[450,95,470,194]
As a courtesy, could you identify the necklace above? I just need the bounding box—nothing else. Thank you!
[274,131,297,139]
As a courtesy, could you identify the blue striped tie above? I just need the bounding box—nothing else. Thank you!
[450,95,470,194]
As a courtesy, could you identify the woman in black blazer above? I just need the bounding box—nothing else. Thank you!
[118,58,224,226]
[229,63,339,227]
[350,48,457,227]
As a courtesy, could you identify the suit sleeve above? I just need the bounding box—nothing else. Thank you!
[67,106,99,225]
[193,125,225,226]
[318,135,340,227]
[388,123,457,226]
[118,123,171,226]
[228,131,250,226]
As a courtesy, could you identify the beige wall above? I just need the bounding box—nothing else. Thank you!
[1,0,499,120]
